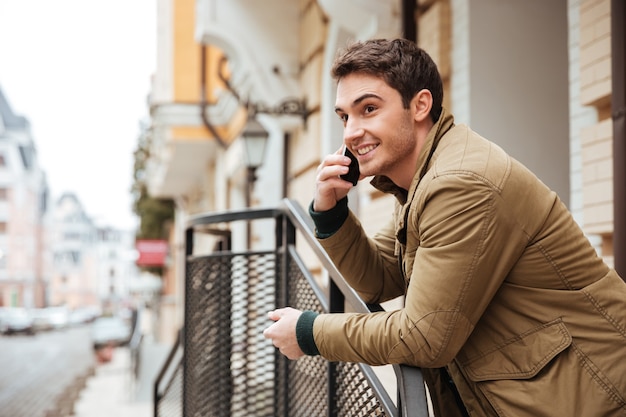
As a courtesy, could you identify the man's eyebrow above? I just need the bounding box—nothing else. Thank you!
[334,93,383,114]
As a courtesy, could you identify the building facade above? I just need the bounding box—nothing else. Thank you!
[145,0,620,341]
[0,87,48,308]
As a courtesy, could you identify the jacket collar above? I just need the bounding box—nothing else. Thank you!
[370,107,455,204]
[370,108,455,246]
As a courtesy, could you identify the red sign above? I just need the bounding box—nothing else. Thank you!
[136,239,168,267]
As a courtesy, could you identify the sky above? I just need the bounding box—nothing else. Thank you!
[0,0,157,230]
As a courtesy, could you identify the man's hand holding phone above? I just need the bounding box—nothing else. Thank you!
[340,146,360,186]
[313,146,361,212]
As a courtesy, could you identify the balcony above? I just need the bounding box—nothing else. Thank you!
[154,199,429,417]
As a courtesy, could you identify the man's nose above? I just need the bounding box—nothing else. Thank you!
[343,118,365,142]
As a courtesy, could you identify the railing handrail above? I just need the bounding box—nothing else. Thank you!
[186,206,282,228]
[128,306,145,390]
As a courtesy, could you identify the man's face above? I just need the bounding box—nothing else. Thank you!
[334,73,420,186]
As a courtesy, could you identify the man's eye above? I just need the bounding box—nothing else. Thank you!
[339,114,348,123]
[364,105,376,114]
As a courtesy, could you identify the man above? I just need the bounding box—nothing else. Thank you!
[263,38,626,416]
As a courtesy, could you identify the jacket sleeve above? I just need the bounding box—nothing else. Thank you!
[318,208,406,304]
[313,174,528,367]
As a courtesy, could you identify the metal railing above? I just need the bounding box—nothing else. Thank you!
[154,199,429,417]
[129,307,144,383]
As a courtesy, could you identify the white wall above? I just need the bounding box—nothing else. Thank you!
[462,0,570,205]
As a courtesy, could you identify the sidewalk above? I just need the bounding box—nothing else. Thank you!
[73,336,169,417]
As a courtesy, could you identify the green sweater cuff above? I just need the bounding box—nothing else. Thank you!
[308,197,349,239]
[296,310,320,356]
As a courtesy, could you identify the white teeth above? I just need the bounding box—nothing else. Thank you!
[357,145,376,155]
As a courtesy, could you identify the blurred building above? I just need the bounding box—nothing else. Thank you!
[46,193,98,308]
[0,86,48,308]
[46,193,142,313]
[144,0,619,342]
[0,89,144,313]
[94,226,143,314]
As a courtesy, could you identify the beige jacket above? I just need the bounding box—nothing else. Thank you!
[313,109,626,416]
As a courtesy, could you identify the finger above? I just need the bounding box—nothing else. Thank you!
[262,326,271,339]
[317,165,351,184]
[317,153,351,172]
[267,309,282,321]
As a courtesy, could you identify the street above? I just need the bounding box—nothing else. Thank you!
[0,325,95,417]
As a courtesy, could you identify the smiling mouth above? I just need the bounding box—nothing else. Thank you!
[356,144,377,155]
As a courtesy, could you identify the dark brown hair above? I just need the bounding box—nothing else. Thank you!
[332,38,443,123]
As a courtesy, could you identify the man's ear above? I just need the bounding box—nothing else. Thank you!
[412,89,433,123]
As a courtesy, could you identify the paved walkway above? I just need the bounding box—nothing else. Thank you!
[74,337,169,417]
[0,327,94,417]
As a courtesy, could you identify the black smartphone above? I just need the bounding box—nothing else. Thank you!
[340,146,360,186]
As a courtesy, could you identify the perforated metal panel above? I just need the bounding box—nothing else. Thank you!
[174,250,393,417]
[276,255,330,417]
[184,252,277,417]
[335,362,387,416]
[281,255,390,417]
[156,363,183,417]
[184,254,234,417]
